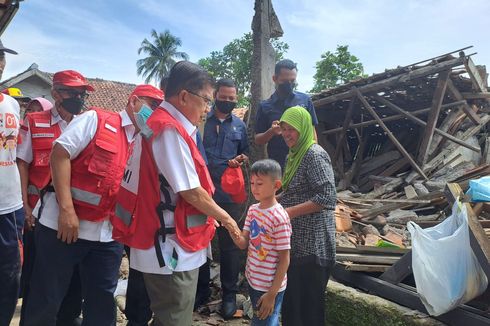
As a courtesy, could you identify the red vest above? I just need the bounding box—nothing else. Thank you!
[70,108,129,222]
[24,110,62,208]
[111,108,216,252]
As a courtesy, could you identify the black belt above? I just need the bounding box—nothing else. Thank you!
[37,185,56,220]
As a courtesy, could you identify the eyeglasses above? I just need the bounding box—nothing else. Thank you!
[186,90,214,109]
[56,88,89,99]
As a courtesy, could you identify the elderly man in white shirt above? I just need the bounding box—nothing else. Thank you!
[121,61,240,326]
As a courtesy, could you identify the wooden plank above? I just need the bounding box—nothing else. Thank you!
[380,157,410,177]
[464,56,490,105]
[481,137,490,165]
[314,56,466,108]
[373,95,479,152]
[379,251,413,284]
[417,70,450,165]
[359,191,445,219]
[336,253,400,265]
[333,97,356,163]
[336,246,409,256]
[322,100,467,135]
[422,114,490,174]
[461,92,490,99]
[445,183,490,278]
[339,262,391,272]
[446,79,481,124]
[340,197,431,204]
[404,185,418,199]
[355,89,428,180]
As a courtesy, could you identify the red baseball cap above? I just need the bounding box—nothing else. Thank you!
[130,84,164,101]
[52,70,94,91]
[221,167,247,204]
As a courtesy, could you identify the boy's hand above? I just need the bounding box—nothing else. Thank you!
[222,217,240,239]
[257,291,276,320]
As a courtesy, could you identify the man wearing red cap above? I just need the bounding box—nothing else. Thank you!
[17,70,90,326]
[24,80,163,326]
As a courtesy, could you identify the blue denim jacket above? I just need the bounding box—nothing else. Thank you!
[203,110,249,203]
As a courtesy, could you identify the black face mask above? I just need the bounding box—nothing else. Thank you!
[215,100,237,115]
[277,81,294,98]
[61,97,85,115]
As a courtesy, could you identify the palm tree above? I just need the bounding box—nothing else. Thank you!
[136,29,189,84]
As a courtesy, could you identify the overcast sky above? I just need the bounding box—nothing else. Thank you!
[3,0,490,93]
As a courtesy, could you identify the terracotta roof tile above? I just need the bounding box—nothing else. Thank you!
[85,78,136,112]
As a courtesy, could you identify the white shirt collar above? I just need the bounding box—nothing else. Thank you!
[161,101,197,137]
[119,109,133,127]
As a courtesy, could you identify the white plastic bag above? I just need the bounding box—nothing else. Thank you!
[407,201,488,316]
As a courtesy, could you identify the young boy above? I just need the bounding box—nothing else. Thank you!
[231,159,291,325]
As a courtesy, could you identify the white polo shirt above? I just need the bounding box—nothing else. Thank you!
[37,109,135,242]
[130,101,209,274]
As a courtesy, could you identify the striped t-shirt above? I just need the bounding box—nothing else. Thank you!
[244,203,292,292]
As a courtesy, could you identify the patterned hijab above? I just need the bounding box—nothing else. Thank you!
[280,106,315,191]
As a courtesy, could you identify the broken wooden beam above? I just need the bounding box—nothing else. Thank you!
[446,79,481,125]
[464,56,490,105]
[322,100,467,135]
[373,95,480,152]
[355,88,428,180]
[417,69,450,166]
[333,96,356,164]
[445,183,490,278]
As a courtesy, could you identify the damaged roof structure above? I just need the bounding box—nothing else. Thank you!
[313,46,490,194]
[312,47,490,324]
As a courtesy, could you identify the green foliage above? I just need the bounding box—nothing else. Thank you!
[198,32,289,107]
[137,29,189,84]
[311,45,366,93]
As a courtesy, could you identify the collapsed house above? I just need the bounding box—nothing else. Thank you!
[311,47,490,230]
[311,47,490,324]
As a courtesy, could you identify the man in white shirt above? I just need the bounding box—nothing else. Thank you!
[17,70,84,326]
[0,39,25,326]
[123,61,240,326]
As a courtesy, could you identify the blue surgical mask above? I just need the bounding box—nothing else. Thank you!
[134,104,154,138]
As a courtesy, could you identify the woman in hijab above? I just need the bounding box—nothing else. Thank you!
[278,106,336,326]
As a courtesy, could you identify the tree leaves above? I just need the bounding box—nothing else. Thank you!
[136,29,189,85]
[311,45,366,93]
[198,32,289,107]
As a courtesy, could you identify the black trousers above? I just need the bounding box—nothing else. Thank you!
[20,228,83,326]
[282,261,332,326]
[124,247,152,326]
[24,224,123,326]
[197,203,242,299]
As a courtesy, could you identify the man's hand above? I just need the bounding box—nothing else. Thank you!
[24,203,35,231]
[228,154,249,168]
[270,120,282,136]
[257,291,276,320]
[57,208,79,244]
[222,217,240,239]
